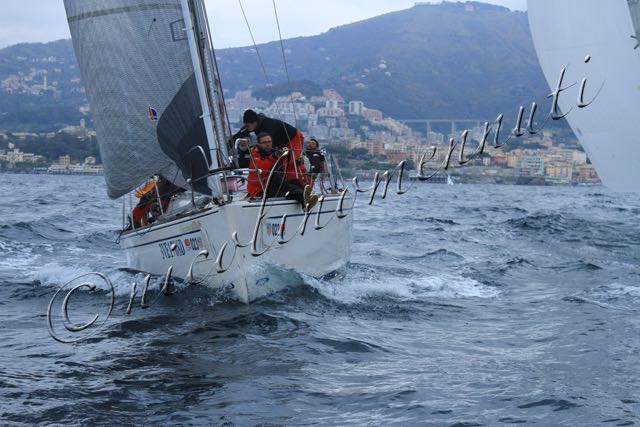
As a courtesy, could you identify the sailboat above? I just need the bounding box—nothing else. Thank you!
[63,0,353,302]
[446,174,454,185]
[528,0,640,193]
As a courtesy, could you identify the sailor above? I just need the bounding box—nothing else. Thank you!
[131,176,184,227]
[234,109,308,183]
[247,132,318,211]
[235,137,252,168]
[304,138,325,176]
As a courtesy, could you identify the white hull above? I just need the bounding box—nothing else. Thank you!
[528,0,640,192]
[120,195,353,303]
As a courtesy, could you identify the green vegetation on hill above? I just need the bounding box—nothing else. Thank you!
[0,39,76,75]
[0,39,87,131]
[0,93,86,132]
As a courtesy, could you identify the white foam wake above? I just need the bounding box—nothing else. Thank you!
[31,263,156,297]
[308,271,499,304]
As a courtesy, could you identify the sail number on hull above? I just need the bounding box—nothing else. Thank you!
[158,231,207,260]
[265,218,286,243]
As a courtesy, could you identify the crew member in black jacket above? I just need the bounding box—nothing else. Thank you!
[232,109,307,183]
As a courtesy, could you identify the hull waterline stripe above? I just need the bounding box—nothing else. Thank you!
[67,3,182,23]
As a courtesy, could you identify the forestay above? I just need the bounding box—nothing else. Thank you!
[64,0,215,198]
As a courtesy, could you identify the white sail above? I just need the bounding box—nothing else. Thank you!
[64,0,216,198]
[528,0,640,192]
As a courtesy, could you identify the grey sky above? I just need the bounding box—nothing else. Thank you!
[0,0,527,49]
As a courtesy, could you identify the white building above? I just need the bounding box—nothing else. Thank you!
[519,156,545,176]
[349,101,364,116]
[317,106,345,118]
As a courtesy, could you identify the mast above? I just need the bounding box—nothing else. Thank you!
[192,0,233,164]
[180,0,224,196]
[181,0,231,167]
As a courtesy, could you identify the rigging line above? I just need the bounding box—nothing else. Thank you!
[237,0,300,180]
[272,0,298,126]
[237,0,287,122]
[271,0,300,179]
[237,0,271,89]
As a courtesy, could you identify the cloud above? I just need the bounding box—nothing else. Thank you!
[0,1,69,48]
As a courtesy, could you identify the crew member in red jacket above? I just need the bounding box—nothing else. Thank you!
[235,109,308,183]
[247,132,317,211]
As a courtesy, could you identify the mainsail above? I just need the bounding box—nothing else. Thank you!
[64,0,219,198]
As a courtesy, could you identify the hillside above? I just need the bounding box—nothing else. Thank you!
[0,2,550,130]
[215,2,548,119]
[0,39,88,131]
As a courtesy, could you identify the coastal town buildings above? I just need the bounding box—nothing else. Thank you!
[0,81,601,185]
[47,155,103,174]
[0,143,45,166]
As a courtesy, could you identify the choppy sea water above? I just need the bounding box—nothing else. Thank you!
[1,173,639,426]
